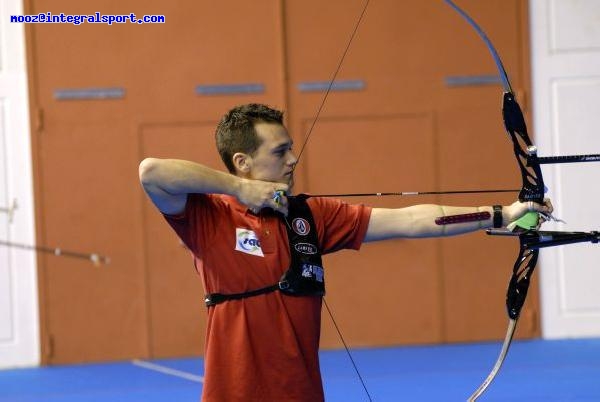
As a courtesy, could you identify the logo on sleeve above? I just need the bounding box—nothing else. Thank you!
[235,228,264,257]
[292,218,310,236]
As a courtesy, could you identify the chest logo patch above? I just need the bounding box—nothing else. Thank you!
[291,218,310,236]
[294,243,317,255]
[235,228,264,257]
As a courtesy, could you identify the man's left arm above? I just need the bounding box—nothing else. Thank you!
[364,200,552,242]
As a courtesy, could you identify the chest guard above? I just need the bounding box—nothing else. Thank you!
[204,194,325,307]
[278,194,325,296]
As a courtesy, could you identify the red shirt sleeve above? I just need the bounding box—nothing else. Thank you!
[307,196,372,254]
[162,193,226,257]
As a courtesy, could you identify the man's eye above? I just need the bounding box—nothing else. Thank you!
[274,146,291,157]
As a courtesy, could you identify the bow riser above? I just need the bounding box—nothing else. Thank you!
[506,246,539,319]
[502,93,545,203]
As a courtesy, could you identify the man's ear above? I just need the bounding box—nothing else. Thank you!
[232,152,251,174]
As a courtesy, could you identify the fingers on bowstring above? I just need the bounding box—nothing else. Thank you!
[271,189,289,216]
[529,198,554,215]
[539,197,561,223]
[543,197,554,214]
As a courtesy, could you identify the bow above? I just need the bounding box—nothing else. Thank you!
[442,1,550,399]
[444,1,599,400]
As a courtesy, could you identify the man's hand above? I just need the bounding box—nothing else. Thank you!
[237,178,289,216]
[504,198,555,228]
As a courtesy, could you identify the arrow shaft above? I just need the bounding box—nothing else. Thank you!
[302,188,518,198]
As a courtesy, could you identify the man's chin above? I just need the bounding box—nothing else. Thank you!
[269,176,293,192]
[278,175,293,188]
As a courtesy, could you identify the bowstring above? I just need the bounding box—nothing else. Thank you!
[294,0,371,165]
[323,297,373,402]
[290,1,373,400]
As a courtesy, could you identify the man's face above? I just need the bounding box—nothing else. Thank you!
[247,122,297,187]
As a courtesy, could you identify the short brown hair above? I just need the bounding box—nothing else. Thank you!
[215,104,284,173]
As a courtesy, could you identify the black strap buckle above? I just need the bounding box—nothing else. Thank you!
[204,284,280,307]
[204,293,226,307]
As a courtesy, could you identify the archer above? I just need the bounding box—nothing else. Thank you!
[138,103,552,402]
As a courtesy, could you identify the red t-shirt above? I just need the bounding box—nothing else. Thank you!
[164,194,371,402]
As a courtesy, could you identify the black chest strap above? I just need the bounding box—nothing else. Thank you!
[205,194,325,307]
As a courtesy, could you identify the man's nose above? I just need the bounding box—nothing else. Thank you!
[287,151,298,167]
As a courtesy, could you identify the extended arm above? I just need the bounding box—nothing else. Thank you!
[364,201,552,242]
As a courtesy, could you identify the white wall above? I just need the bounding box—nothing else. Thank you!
[530,0,600,338]
[0,0,40,368]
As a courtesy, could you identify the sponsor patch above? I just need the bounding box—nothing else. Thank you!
[235,228,264,257]
[291,218,310,236]
[294,242,318,255]
[301,264,324,282]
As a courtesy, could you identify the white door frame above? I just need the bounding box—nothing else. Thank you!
[530,0,600,338]
[0,0,40,368]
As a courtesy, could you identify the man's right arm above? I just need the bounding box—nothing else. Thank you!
[138,158,289,215]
